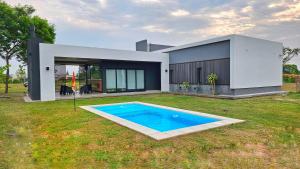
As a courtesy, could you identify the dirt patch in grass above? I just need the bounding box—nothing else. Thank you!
[241,143,269,158]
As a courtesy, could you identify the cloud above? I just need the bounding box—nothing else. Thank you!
[3,0,300,71]
[271,1,300,22]
[64,15,118,31]
[142,25,173,33]
[241,6,253,13]
[98,0,107,9]
[268,0,286,8]
[131,0,161,4]
[3,0,300,48]
[170,9,190,17]
[189,8,255,37]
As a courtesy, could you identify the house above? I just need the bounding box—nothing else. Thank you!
[27,27,283,101]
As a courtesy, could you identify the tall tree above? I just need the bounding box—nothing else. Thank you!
[282,47,300,65]
[0,1,55,93]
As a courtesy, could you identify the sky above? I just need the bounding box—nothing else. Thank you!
[1,0,300,74]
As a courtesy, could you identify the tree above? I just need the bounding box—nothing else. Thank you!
[283,64,299,74]
[0,65,9,83]
[16,65,26,83]
[282,47,300,65]
[208,73,218,95]
[0,1,55,93]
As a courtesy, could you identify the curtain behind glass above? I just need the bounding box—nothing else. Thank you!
[117,69,126,91]
[127,70,136,90]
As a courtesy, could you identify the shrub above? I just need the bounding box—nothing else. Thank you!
[180,81,190,93]
[207,73,218,95]
[283,74,300,83]
[283,64,299,74]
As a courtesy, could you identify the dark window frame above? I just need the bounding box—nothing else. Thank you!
[169,69,174,84]
[197,67,202,84]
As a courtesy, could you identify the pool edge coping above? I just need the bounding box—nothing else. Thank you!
[80,101,245,140]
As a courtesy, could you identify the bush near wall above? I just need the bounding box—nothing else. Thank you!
[283,64,299,74]
[283,74,300,83]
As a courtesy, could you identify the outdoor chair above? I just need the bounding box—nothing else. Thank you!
[79,84,92,94]
[60,85,74,95]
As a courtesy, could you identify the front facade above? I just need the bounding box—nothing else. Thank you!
[27,31,283,101]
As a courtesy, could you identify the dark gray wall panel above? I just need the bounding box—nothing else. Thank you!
[149,44,173,52]
[169,40,230,64]
[27,32,43,100]
[136,40,148,52]
[136,40,173,52]
[169,58,230,85]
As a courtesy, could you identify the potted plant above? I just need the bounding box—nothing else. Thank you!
[207,73,218,95]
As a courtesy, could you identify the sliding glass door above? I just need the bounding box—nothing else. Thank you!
[105,69,144,92]
[127,70,136,91]
[106,69,116,92]
[117,69,126,92]
[90,65,102,93]
[136,70,144,90]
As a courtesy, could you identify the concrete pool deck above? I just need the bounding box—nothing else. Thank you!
[24,90,161,102]
[80,102,245,140]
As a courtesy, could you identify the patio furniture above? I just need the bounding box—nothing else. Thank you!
[80,84,92,94]
[60,85,74,95]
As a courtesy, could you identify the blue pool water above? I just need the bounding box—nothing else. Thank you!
[94,103,220,132]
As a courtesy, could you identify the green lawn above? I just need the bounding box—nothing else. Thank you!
[0,84,300,169]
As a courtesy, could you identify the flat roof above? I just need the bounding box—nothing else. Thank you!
[155,34,282,53]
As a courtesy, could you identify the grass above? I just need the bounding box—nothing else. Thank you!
[0,84,300,168]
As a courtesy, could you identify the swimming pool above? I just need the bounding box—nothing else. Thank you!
[81,102,244,140]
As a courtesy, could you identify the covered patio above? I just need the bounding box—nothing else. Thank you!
[54,56,163,100]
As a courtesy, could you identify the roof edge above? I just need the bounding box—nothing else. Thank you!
[154,34,282,53]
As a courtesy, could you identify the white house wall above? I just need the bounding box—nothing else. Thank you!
[230,35,283,89]
[39,44,169,101]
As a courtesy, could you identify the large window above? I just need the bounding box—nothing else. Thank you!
[136,70,144,90]
[105,69,145,92]
[90,65,102,92]
[127,70,136,90]
[117,69,126,92]
[106,69,116,92]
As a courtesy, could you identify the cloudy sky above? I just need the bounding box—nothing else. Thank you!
[2,0,300,73]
